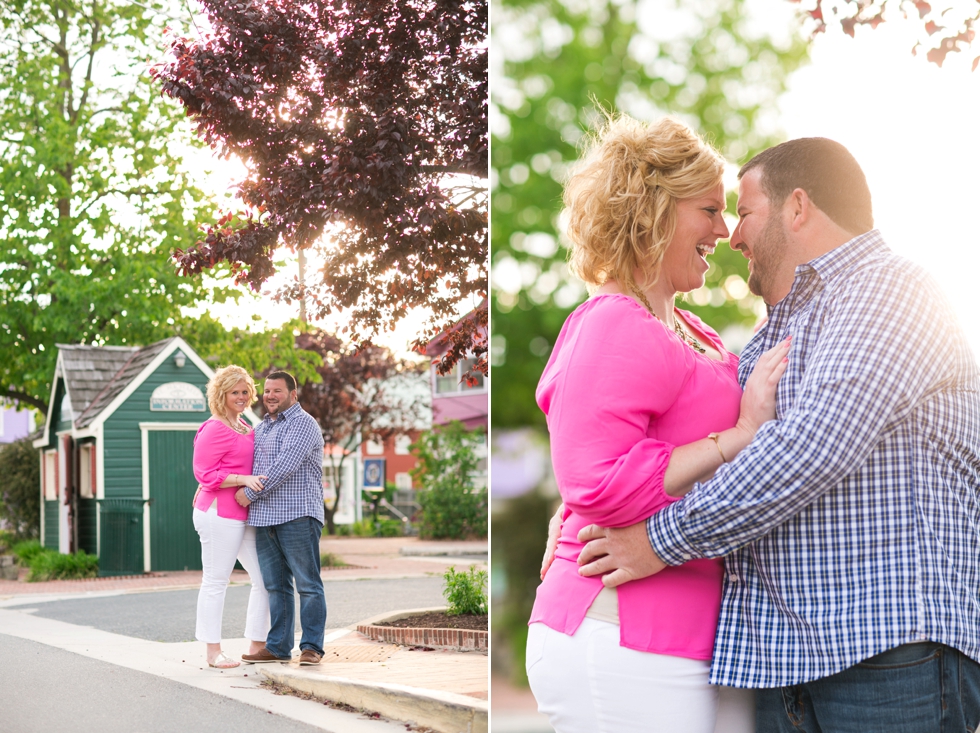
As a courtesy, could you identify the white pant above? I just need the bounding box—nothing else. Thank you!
[193,503,270,644]
[527,620,755,733]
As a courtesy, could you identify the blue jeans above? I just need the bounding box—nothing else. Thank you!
[255,516,326,658]
[757,642,980,733]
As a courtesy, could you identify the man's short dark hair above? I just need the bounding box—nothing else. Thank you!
[266,370,297,392]
[739,138,874,235]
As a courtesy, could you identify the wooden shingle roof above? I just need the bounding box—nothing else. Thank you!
[56,344,137,421]
[57,338,177,429]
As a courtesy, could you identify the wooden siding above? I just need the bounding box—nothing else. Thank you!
[39,380,66,450]
[43,500,58,548]
[102,359,211,499]
[77,497,98,554]
[148,430,202,571]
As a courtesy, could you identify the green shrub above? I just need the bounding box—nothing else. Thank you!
[0,438,41,540]
[376,518,402,537]
[443,565,488,616]
[320,552,348,568]
[334,524,352,537]
[0,529,14,554]
[412,422,487,540]
[12,539,44,564]
[27,549,98,582]
[344,518,402,537]
[350,519,375,537]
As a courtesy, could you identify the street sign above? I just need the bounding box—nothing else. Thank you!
[363,458,386,489]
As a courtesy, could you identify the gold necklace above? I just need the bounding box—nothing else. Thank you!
[227,418,250,435]
[627,283,707,354]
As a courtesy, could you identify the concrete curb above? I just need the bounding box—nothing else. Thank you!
[260,666,488,733]
[399,543,488,557]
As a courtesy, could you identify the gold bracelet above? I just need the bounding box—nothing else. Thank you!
[708,433,728,463]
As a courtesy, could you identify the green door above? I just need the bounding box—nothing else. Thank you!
[148,430,202,571]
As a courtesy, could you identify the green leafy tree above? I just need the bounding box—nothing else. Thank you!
[490,0,809,428]
[0,437,41,540]
[412,421,487,539]
[0,0,236,412]
[177,317,323,387]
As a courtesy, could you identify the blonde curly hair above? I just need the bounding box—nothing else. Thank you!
[207,365,257,421]
[564,114,725,292]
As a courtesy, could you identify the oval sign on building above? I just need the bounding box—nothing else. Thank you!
[150,382,206,412]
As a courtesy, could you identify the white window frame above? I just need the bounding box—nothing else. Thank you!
[364,439,385,455]
[394,471,412,490]
[433,357,487,395]
[43,450,57,501]
[79,444,94,499]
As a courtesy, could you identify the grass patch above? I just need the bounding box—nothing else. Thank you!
[320,552,350,568]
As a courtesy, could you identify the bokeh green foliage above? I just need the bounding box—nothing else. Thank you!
[412,422,489,539]
[0,437,41,541]
[491,0,810,428]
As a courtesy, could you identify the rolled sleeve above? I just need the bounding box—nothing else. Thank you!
[538,296,688,528]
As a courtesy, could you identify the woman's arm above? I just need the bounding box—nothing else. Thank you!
[661,337,790,496]
[218,473,265,491]
[540,297,787,528]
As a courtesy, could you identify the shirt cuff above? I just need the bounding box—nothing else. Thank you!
[646,503,696,566]
[243,486,260,501]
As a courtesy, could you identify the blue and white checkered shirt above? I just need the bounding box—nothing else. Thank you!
[648,230,980,688]
[245,402,325,527]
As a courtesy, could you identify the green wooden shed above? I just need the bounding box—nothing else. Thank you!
[33,337,256,575]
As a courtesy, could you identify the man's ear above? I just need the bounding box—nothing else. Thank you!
[787,187,811,233]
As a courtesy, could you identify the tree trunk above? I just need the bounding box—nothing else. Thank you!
[323,502,336,535]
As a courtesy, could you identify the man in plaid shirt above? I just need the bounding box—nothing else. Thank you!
[578,139,980,731]
[236,370,327,666]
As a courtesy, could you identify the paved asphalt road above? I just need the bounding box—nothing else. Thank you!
[0,634,325,733]
[24,576,445,642]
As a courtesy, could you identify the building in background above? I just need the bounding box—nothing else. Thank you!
[424,303,489,489]
[0,402,35,444]
[32,338,240,574]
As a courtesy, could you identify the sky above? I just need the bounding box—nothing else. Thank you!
[770,4,980,356]
[184,132,479,362]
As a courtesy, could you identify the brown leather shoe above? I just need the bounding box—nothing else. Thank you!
[299,649,322,666]
[241,647,290,664]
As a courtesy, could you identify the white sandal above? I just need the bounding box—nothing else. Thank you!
[208,652,241,669]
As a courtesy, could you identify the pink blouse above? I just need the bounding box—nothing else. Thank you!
[530,294,743,660]
[193,418,254,521]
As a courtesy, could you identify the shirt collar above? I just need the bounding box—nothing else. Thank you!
[263,401,303,423]
[772,229,888,317]
[802,228,888,285]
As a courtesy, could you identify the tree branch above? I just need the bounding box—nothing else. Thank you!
[4,387,48,414]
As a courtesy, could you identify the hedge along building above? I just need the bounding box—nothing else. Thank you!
[32,337,258,575]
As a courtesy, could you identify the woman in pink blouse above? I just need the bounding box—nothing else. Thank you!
[191,365,270,669]
[527,116,789,732]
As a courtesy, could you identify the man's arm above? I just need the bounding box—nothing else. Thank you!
[243,416,324,502]
[581,263,957,584]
